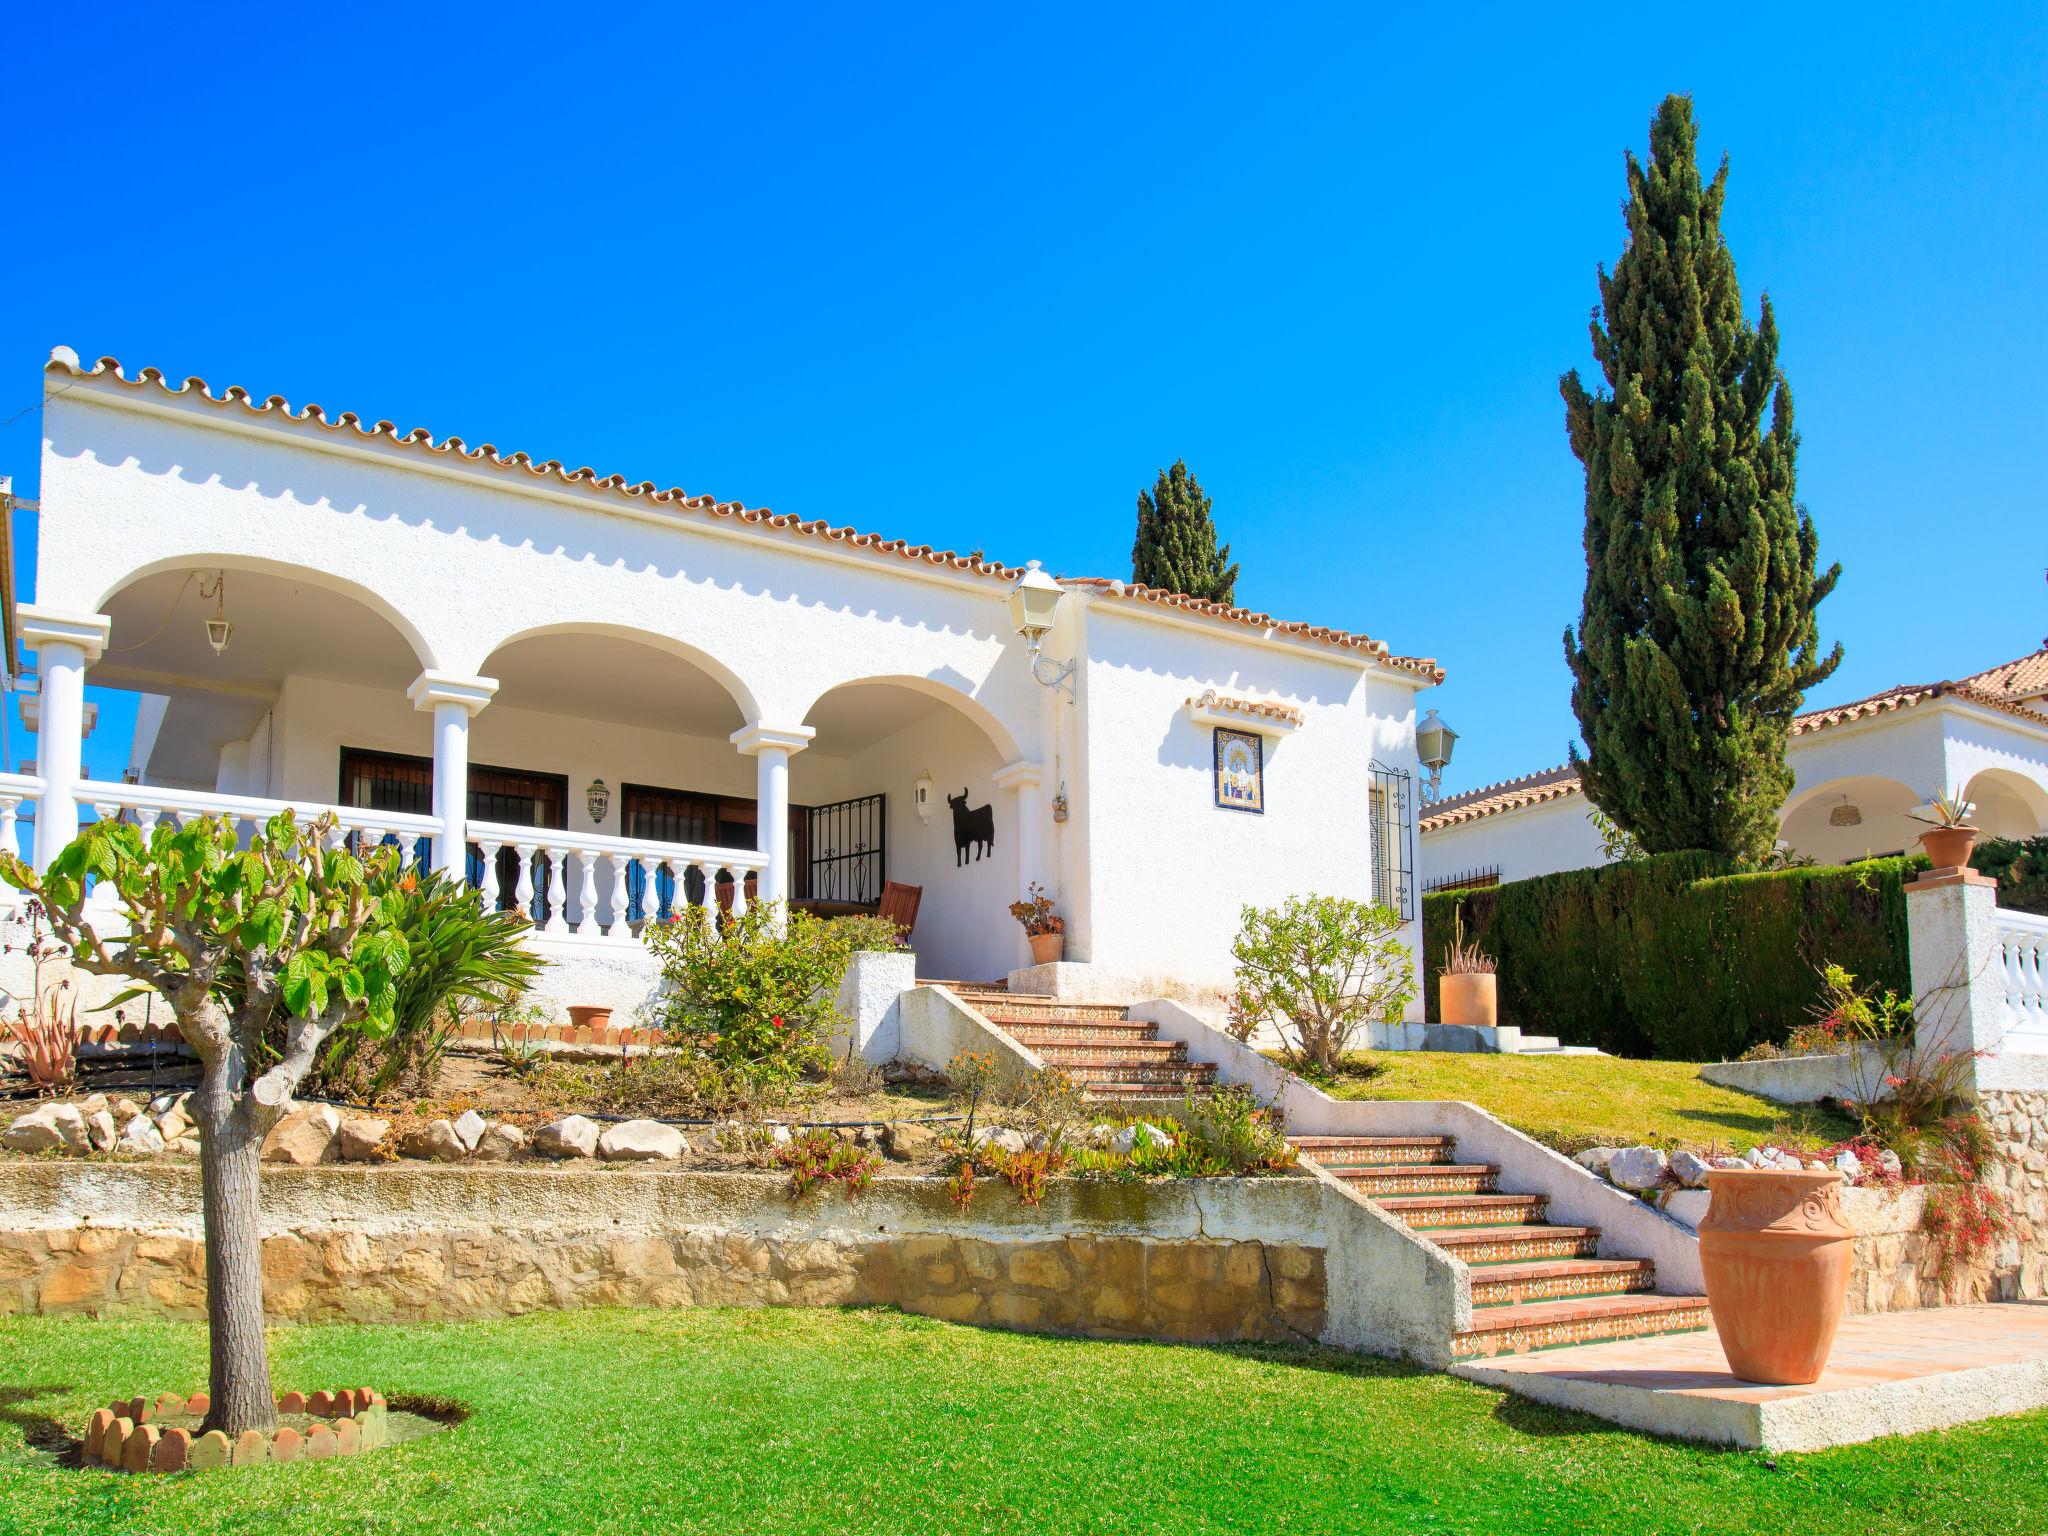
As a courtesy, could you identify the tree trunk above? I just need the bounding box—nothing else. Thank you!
[195,1062,277,1437]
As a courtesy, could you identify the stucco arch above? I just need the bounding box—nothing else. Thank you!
[1778,775,1923,864]
[96,552,440,672]
[798,673,1026,763]
[1964,768,2048,840]
[475,621,766,725]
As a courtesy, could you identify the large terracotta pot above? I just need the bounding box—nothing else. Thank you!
[1918,824,1979,871]
[1439,972,1497,1028]
[1699,1169,1852,1384]
[568,1005,613,1032]
[1028,931,1066,966]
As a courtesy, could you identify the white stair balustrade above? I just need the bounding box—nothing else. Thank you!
[464,819,766,947]
[1998,907,2048,1053]
[71,781,441,867]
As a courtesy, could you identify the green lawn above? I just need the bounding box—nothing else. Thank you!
[1,1309,2041,1535]
[1316,1051,1859,1156]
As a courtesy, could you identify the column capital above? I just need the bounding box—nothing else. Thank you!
[18,605,112,664]
[407,670,499,715]
[730,722,815,757]
[992,760,1046,791]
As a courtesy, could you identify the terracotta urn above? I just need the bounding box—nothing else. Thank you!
[1698,1168,1852,1384]
[567,1004,613,1032]
[1439,972,1497,1028]
[1028,931,1066,966]
[1918,824,1979,871]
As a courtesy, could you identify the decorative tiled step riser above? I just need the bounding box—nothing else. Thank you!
[1451,1306,1712,1360]
[1381,1197,1549,1229]
[971,1004,1134,1024]
[1084,1086,1207,1101]
[1290,1139,1457,1168]
[1014,1037,1180,1058]
[1337,1168,1498,1197]
[1058,1063,1218,1086]
[1431,1231,1602,1264]
[1470,1270,1656,1307]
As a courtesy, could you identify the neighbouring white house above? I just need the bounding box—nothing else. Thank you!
[1419,649,2048,890]
[0,348,1444,1019]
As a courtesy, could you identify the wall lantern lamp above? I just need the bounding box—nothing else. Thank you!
[913,769,936,825]
[586,779,611,825]
[1416,708,1457,796]
[199,570,233,656]
[1007,560,1075,699]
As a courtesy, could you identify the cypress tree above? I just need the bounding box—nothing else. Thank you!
[1131,459,1239,604]
[1561,94,1842,862]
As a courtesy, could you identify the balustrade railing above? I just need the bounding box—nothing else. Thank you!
[466,819,767,942]
[1997,906,2048,1052]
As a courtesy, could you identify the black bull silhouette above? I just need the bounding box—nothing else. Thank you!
[946,790,994,866]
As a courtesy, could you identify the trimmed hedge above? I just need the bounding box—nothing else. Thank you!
[1972,835,2048,916]
[1421,851,1916,1061]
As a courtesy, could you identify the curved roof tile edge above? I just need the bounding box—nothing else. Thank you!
[44,349,1444,680]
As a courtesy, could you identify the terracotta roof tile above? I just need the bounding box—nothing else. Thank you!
[45,349,1444,679]
[1185,689,1305,727]
[1421,648,2048,834]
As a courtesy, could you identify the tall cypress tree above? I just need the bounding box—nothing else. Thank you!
[1132,460,1239,604]
[1562,95,1841,862]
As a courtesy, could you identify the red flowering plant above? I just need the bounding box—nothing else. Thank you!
[644,902,904,1088]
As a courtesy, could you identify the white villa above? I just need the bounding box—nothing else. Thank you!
[1420,650,2048,890]
[3,348,1443,1017]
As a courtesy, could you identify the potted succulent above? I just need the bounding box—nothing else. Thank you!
[1909,787,1979,871]
[1009,882,1066,965]
[1438,911,1498,1028]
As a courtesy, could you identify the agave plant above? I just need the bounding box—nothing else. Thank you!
[3,987,77,1090]
[1440,909,1498,976]
[310,869,543,1098]
[1908,787,1976,829]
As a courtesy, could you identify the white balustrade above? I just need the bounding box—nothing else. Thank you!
[466,819,766,945]
[0,772,42,910]
[1997,906,2048,1052]
[72,780,442,863]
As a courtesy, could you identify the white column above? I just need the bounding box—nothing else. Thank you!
[994,760,1047,969]
[730,723,816,922]
[20,607,111,872]
[407,671,499,878]
[1907,865,2008,1092]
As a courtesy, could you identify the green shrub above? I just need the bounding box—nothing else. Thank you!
[1421,852,1917,1060]
[1230,894,1416,1073]
[1972,835,2048,916]
[645,904,904,1086]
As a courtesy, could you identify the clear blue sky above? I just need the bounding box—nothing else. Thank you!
[2,4,2043,794]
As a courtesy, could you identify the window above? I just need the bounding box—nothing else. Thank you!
[1368,761,1416,921]
[339,748,567,915]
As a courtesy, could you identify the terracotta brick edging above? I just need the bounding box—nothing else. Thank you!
[81,1388,390,1473]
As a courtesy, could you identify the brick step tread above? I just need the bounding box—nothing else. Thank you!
[1308,1149,1459,1168]
[1041,1062,1206,1078]
[1289,1136,1457,1149]
[1015,1038,1183,1056]
[1426,1226,1602,1262]
[1334,1162,1496,1178]
[978,1002,1134,1017]
[1469,1259,1657,1305]
[1376,1194,1548,1227]
[1451,1295,1712,1359]
[1338,1174,1499,1196]
[1028,1054,1194,1072]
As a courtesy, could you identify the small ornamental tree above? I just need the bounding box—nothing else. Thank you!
[0,812,412,1437]
[1131,459,1240,604]
[1561,94,1841,861]
[1229,894,1416,1073]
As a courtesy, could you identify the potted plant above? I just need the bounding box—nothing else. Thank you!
[1438,910,1498,1028]
[1908,787,1979,871]
[1009,882,1066,965]
[568,1004,614,1033]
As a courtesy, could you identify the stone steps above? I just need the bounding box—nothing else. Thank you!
[958,991,1221,1101]
[1017,1036,1189,1059]
[1290,1132,1707,1359]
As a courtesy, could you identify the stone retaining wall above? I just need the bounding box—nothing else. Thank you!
[0,1163,1332,1347]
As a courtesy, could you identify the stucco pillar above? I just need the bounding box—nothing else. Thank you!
[407,672,499,878]
[20,606,111,872]
[731,723,815,922]
[994,760,1047,969]
[1906,865,2006,1091]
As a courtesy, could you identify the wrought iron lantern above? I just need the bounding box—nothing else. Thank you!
[1007,560,1075,698]
[200,571,233,656]
[1416,709,1457,796]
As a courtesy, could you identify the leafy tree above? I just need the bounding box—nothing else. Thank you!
[1228,894,1415,1073]
[1561,94,1841,861]
[1131,460,1239,604]
[2,813,413,1436]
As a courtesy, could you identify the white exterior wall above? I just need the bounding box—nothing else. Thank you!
[32,371,1434,1006]
[1419,794,1607,888]
[1072,604,1426,1008]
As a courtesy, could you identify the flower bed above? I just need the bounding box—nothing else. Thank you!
[82,1388,390,1473]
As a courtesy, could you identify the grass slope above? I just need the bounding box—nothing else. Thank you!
[1,1309,2040,1535]
[1315,1051,1858,1155]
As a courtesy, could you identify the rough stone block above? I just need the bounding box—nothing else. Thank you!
[336,1117,391,1162]
[533,1116,600,1158]
[262,1104,342,1166]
